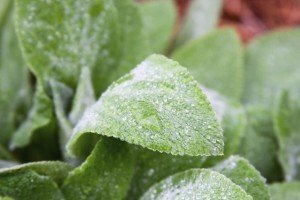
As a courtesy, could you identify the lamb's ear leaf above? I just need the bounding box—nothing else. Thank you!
[243,29,300,105]
[138,0,176,53]
[172,29,243,100]
[10,82,53,149]
[201,87,246,166]
[15,0,121,90]
[0,170,65,200]
[0,161,73,185]
[106,0,149,90]
[0,6,31,146]
[176,0,223,47]
[68,54,223,157]
[50,80,73,160]
[69,67,96,126]
[0,161,72,199]
[62,138,136,200]
[269,181,300,200]
[140,169,252,200]
[274,91,300,181]
[0,0,12,29]
[126,149,206,199]
[212,155,270,200]
[238,105,283,182]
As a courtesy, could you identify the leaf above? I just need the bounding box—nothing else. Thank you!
[238,105,283,182]
[68,54,223,157]
[62,138,136,200]
[0,6,31,146]
[201,86,246,166]
[10,82,53,149]
[176,0,223,47]
[212,155,270,200]
[243,29,300,105]
[50,80,73,159]
[105,0,150,92]
[0,0,12,30]
[0,161,72,200]
[69,67,96,126]
[140,169,252,200]
[274,91,300,181]
[0,170,64,200]
[15,0,121,91]
[0,161,72,185]
[0,196,13,200]
[269,181,300,200]
[138,0,176,53]
[126,148,206,199]
[172,29,243,100]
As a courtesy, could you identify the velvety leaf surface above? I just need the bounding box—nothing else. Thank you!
[0,161,72,199]
[176,0,223,47]
[10,82,53,149]
[62,138,136,200]
[0,7,31,146]
[126,148,206,199]
[274,91,300,181]
[239,105,283,182]
[201,86,246,166]
[212,156,270,200]
[138,0,176,53]
[140,169,252,200]
[0,170,64,200]
[69,67,96,126]
[15,0,120,91]
[269,181,300,200]
[0,161,72,185]
[172,29,243,100]
[68,54,223,157]
[243,29,300,105]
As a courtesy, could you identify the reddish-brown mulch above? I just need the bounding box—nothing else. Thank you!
[175,0,300,43]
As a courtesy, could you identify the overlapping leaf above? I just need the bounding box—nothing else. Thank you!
[138,0,176,53]
[0,161,72,199]
[212,156,270,200]
[173,29,244,100]
[243,29,300,105]
[62,138,136,200]
[68,54,223,157]
[274,91,300,181]
[269,181,300,200]
[140,169,252,200]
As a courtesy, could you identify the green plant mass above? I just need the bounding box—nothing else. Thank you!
[0,0,299,199]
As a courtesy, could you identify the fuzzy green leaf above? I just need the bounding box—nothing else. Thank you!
[176,0,223,47]
[138,0,176,53]
[62,138,136,200]
[10,82,53,149]
[126,149,206,199]
[269,181,300,200]
[212,156,270,200]
[0,6,31,145]
[172,29,243,100]
[0,170,64,200]
[201,86,246,166]
[274,91,300,181]
[69,67,96,126]
[68,54,223,157]
[243,29,300,105]
[0,161,72,199]
[15,0,120,90]
[239,105,283,182]
[140,169,252,200]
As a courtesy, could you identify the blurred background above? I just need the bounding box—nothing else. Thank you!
[175,0,300,43]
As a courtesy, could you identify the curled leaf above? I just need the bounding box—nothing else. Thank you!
[68,54,223,157]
